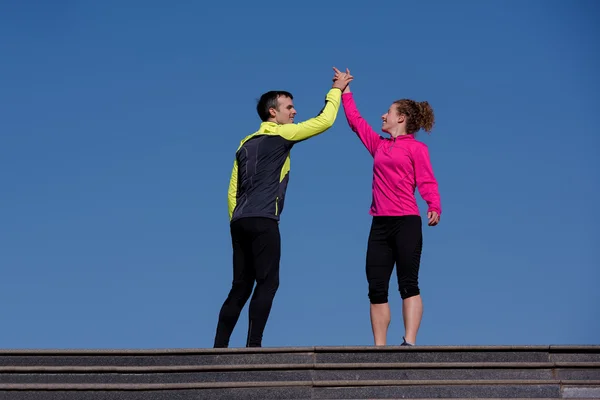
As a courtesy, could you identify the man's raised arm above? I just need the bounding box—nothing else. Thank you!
[278,72,353,142]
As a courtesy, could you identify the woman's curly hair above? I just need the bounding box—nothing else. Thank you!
[394,99,435,134]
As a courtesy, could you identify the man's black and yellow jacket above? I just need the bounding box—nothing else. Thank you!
[228,88,342,223]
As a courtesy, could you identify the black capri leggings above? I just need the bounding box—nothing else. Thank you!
[366,215,423,303]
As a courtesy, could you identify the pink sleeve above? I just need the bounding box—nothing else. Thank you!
[413,143,442,215]
[341,93,381,157]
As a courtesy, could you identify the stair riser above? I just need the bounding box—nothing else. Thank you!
[317,352,551,364]
[0,352,582,367]
[5,368,600,384]
[0,384,567,399]
[551,354,600,363]
[0,354,314,367]
[0,387,310,400]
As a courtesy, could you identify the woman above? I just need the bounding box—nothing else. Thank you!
[334,68,442,346]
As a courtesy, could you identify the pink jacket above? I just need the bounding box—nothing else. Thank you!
[342,93,442,217]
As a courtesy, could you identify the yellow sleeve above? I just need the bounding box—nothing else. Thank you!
[227,159,238,220]
[278,88,342,142]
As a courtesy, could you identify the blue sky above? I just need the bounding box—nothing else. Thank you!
[0,0,598,349]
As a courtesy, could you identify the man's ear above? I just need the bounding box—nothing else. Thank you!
[269,107,277,118]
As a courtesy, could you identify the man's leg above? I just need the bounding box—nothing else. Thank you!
[366,217,395,346]
[214,220,256,348]
[245,218,281,347]
[393,216,423,345]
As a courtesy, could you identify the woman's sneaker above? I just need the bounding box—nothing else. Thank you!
[401,337,415,346]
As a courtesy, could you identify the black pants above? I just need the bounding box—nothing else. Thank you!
[366,215,423,303]
[214,217,280,348]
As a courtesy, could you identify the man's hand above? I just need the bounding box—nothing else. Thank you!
[332,66,353,92]
[427,211,440,226]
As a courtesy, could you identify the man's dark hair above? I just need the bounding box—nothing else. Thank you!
[256,91,293,122]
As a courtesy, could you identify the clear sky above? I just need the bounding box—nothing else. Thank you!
[1,0,598,349]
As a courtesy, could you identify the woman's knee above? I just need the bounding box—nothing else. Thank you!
[399,283,420,300]
[368,279,390,304]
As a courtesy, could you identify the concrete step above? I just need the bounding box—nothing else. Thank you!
[1,346,598,367]
[0,346,597,399]
[0,382,599,399]
[0,363,599,384]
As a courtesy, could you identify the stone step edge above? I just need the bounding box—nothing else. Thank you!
[0,362,599,373]
[1,396,595,400]
[0,345,598,355]
[0,379,599,391]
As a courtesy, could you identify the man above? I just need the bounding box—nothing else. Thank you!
[213,70,354,348]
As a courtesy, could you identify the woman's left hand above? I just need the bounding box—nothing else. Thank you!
[428,211,440,226]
